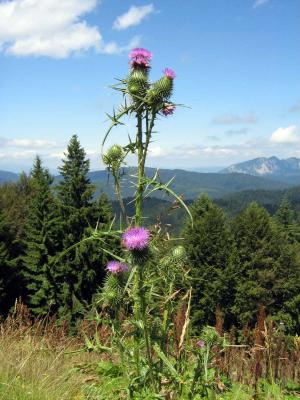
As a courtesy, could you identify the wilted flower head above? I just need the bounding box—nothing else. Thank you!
[163,68,176,80]
[129,48,152,68]
[122,227,150,251]
[162,103,176,116]
[196,339,205,348]
[107,261,129,274]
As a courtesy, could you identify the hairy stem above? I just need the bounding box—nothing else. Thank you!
[112,171,129,227]
[135,112,144,226]
[138,262,155,388]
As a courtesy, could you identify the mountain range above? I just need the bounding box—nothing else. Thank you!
[221,156,300,181]
[0,166,292,200]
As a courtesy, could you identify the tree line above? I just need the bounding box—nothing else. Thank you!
[1,135,300,333]
[0,135,115,325]
[184,195,300,333]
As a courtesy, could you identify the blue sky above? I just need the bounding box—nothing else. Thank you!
[0,0,300,172]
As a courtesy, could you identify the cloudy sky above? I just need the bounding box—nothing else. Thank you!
[1,0,300,172]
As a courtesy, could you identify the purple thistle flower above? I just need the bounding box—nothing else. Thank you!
[122,227,150,251]
[162,103,176,116]
[129,48,152,68]
[196,340,205,348]
[163,68,176,80]
[106,261,129,274]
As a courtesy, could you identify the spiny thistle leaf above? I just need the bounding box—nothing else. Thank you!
[99,274,123,308]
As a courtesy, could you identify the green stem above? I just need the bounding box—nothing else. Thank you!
[134,110,157,389]
[112,171,129,227]
[135,112,144,226]
[189,355,203,400]
[138,263,155,388]
[141,111,155,174]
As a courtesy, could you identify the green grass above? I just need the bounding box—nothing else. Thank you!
[0,328,299,400]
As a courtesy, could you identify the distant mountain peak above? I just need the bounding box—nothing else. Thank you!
[221,156,300,176]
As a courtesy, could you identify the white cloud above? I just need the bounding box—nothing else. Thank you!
[113,4,154,30]
[0,0,138,58]
[253,0,269,8]
[10,150,38,159]
[100,35,141,55]
[270,126,299,144]
[148,145,169,158]
[202,147,237,156]
[212,113,258,125]
[172,144,238,159]
[6,138,63,148]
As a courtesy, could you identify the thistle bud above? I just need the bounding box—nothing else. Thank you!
[102,144,124,171]
[172,245,186,261]
[127,69,148,98]
[147,76,173,106]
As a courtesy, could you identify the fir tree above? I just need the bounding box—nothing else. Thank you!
[275,197,294,227]
[21,156,62,315]
[274,197,300,243]
[232,202,300,331]
[0,210,15,314]
[0,173,33,256]
[56,135,113,322]
[183,195,236,328]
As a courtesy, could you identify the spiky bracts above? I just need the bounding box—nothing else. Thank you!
[102,144,125,172]
[127,68,149,99]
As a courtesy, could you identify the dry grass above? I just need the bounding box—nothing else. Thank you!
[0,301,99,400]
[220,322,300,388]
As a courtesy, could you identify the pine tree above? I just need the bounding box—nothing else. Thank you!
[274,197,300,243]
[21,156,62,315]
[0,210,15,314]
[56,135,113,322]
[183,195,236,329]
[232,202,300,331]
[0,173,33,256]
[275,197,294,227]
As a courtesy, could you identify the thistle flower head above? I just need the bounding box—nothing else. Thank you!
[129,48,152,68]
[122,227,150,251]
[106,261,129,274]
[162,103,176,116]
[163,68,176,80]
[196,339,205,348]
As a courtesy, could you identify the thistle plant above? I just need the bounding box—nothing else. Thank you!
[92,48,222,398]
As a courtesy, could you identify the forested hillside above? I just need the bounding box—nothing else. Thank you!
[1,136,300,334]
[1,166,292,200]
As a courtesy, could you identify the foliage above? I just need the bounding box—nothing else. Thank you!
[21,157,63,315]
[0,173,33,253]
[56,135,115,323]
[232,202,300,331]
[183,195,236,329]
[0,209,15,314]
